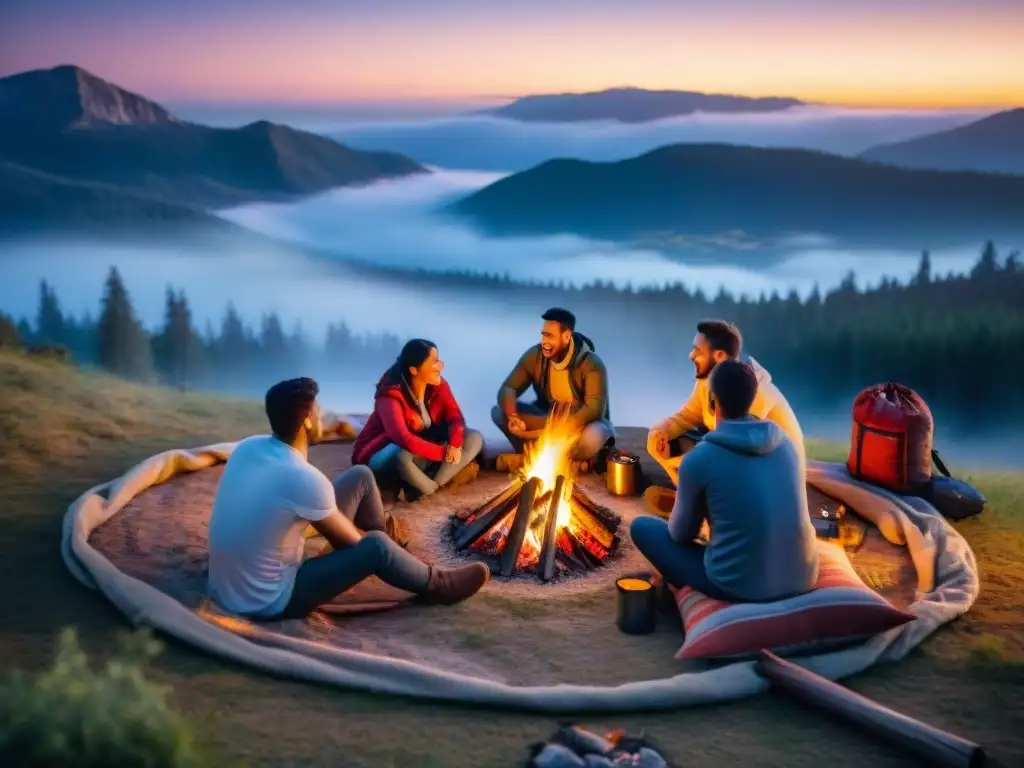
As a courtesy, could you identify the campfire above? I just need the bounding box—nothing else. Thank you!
[451,408,621,581]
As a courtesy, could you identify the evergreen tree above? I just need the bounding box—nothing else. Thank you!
[912,251,932,285]
[155,287,202,389]
[16,318,33,344]
[972,241,999,279]
[97,267,154,381]
[35,280,65,346]
[260,312,288,359]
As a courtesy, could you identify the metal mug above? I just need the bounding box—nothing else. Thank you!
[615,574,658,635]
[605,451,640,496]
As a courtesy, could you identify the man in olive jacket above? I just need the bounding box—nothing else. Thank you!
[491,308,614,461]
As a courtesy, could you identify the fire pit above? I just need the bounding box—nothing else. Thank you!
[451,409,621,581]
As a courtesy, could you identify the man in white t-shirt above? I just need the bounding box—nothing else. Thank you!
[208,377,489,619]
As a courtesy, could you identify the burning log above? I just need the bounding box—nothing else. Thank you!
[571,488,621,533]
[499,477,541,577]
[539,475,567,581]
[450,408,621,579]
[455,484,522,551]
[462,480,522,526]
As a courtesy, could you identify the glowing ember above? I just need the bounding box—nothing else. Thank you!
[452,405,621,579]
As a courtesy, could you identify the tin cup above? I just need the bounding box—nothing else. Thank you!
[615,573,658,635]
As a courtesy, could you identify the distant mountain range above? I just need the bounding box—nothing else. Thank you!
[449,143,1024,245]
[0,65,427,234]
[860,108,1024,176]
[481,87,805,124]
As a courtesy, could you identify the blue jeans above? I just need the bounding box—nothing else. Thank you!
[368,428,484,497]
[490,401,615,460]
[269,465,431,619]
[277,531,431,619]
[629,516,737,601]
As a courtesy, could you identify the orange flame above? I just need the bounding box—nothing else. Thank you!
[515,404,579,555]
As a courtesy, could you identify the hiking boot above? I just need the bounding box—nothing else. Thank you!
[383,513,411,548]
[445,460,479,490]
[643,486,675,519]
[417,562,490,605]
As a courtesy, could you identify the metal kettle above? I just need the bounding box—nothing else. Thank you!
[605,451,640,496]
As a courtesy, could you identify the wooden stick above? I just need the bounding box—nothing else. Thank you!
[471,480,522,523]
[539,475,567,581]
[570,501,616,549]
[755,650,986,768]
[500,477,541,577]
[571,488,622,532]
[454,489,520,551]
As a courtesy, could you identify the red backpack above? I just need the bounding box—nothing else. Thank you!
[847,382,933,493]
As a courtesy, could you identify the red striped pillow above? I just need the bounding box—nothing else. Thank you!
[671,542,915,660]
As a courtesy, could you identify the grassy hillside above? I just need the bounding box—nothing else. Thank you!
[0,350,264,489]
[1,349,1022,767]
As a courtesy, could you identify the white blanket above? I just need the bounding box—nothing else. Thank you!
[61,446,979,712]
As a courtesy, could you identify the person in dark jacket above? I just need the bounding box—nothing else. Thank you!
[352,339,484,500]
[491,308,614,461]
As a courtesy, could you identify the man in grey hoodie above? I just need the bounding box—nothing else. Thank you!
[631,359,819,602]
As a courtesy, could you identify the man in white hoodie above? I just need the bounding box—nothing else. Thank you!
[647,320,804,489]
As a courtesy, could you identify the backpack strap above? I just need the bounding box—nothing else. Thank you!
[932,449,952,478]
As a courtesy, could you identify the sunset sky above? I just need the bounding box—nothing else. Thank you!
[2,0,1021,108]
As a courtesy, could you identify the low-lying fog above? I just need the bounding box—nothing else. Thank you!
[172,102,991,173]
[2,229,1021,470]
[217,169,989,297]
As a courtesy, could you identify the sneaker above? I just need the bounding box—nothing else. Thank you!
[417,562,490,605]
[643,486,675,519]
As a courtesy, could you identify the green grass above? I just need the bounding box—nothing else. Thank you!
[1,349,1023,767]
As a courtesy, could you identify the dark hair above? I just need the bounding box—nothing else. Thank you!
[709,359,758,419]
[696,319,742,358]
[396,338,436,380]
[542,307,576,332]
[265,377,319,442]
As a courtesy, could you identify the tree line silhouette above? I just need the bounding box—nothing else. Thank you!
[0,241,1021,412]
[0,267,402,397]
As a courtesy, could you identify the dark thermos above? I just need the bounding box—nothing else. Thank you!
[615,576,658,634]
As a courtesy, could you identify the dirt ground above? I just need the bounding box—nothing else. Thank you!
[3,350,1023,767]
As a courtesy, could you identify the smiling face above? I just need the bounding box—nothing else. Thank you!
[540,320,572,360]
[690,332,730,380]
[408,345,444,387]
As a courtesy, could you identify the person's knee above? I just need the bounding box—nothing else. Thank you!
[462,428,484,455]
[348,464,374,485]
[490,405,506,429]
[576,422,612,459]
[336,463,376,494]
[629,515,663,549]
[358,530,391,564]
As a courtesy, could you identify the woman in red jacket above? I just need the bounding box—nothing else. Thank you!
[352,339,484,500]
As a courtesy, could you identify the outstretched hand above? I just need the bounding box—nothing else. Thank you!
[444,444,462,464]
